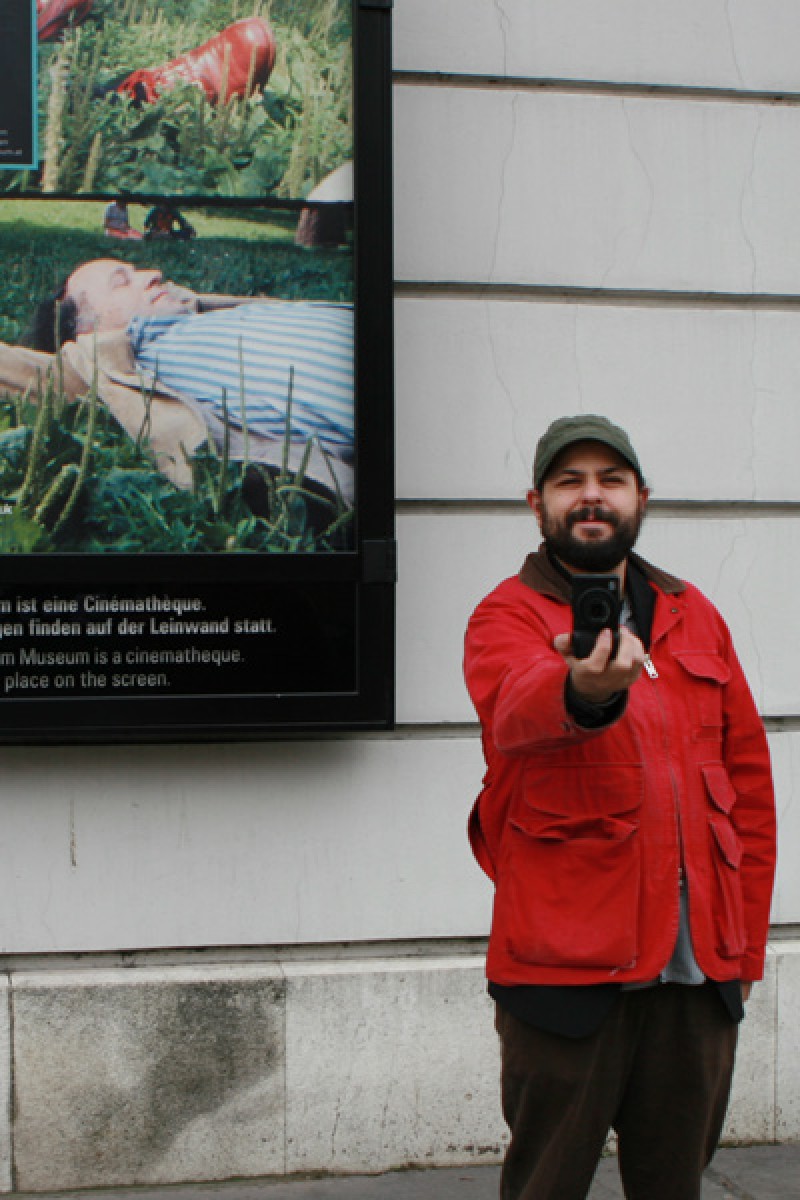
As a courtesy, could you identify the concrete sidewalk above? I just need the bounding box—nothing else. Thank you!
[12,1146,800,1200]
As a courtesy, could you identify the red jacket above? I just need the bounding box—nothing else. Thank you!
[464,547,776,988]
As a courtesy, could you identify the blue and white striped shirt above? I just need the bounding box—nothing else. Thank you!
[129,302,354,459]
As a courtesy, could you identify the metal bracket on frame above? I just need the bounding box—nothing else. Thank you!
[361,539,398,584]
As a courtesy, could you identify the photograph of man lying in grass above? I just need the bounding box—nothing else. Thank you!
[0,199,354,554]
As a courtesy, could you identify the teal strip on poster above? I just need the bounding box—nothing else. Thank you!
[0,0,37,170]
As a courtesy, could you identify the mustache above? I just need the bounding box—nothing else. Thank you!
[567,506,620,529]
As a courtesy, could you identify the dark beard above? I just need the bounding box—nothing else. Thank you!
[541,504,644,572]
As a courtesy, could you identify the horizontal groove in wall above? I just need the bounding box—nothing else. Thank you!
[392,719,800,736]
[395,281,800,312]
[280,718,800,739]
[384,723,478,740]
[763,716,800,733]
[212,719,800,740]
[257,724,480,745]
[394,69,800,108]
[2,928,797,972]
[0,936,491,975]
[396,499,800,517]
[769,924,800,942]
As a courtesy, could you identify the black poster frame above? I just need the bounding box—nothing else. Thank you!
[0,0,395,743]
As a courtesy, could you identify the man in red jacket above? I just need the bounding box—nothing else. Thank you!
[464,415,776,1200]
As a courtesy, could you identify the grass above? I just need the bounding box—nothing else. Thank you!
[0,370,354,555]
[0,197,300,240]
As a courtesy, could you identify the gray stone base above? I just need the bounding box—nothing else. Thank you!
[1,941,798,1191]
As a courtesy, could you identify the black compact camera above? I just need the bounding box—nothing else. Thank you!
[570,574,621,659]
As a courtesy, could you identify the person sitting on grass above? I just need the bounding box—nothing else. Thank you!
[144,204,195,242]
[103,199,143,241]
[15,258,353,512]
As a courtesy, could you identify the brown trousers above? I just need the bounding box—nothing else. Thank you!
[496,984,738,1200]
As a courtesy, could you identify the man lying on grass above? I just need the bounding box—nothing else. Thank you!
[12,257,353,512]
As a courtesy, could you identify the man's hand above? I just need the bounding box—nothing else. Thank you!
[742,982,753,1004]
[554,627,646,705]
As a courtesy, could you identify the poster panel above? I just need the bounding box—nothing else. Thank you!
[0,0,394,741]
[0,2,36,169]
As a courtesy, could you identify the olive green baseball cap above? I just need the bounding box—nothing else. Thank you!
[533,414,644,489]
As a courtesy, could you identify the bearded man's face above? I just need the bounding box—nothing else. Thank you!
[529,441,649,573]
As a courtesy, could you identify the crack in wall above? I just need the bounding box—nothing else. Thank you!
[711,523,746,603]
[69,796,77,870]
[485,89,527,480]
[775,745,795,826]
[602,99,655,288]
[706,521,768,713]
[736,536,765,708]
[739,109,762,297]
[748,315,762,504]
[488,92,518,285]
[485,303,528,483]
[723,0,747,89]
[491,0,511,77]
[329,1096,342,1161]
[329,1014,365,1163]
[740,309,759,502]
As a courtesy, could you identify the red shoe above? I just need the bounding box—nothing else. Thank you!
[37,0,93,41]
[117,17,277,106]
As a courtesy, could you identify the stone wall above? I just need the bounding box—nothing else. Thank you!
[2,942,798,1190]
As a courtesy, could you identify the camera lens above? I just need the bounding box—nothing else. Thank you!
[580,590,613,626]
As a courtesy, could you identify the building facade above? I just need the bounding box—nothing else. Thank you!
[1,0,799,1188]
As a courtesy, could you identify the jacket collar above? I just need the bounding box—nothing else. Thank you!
[518,543,686,603]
